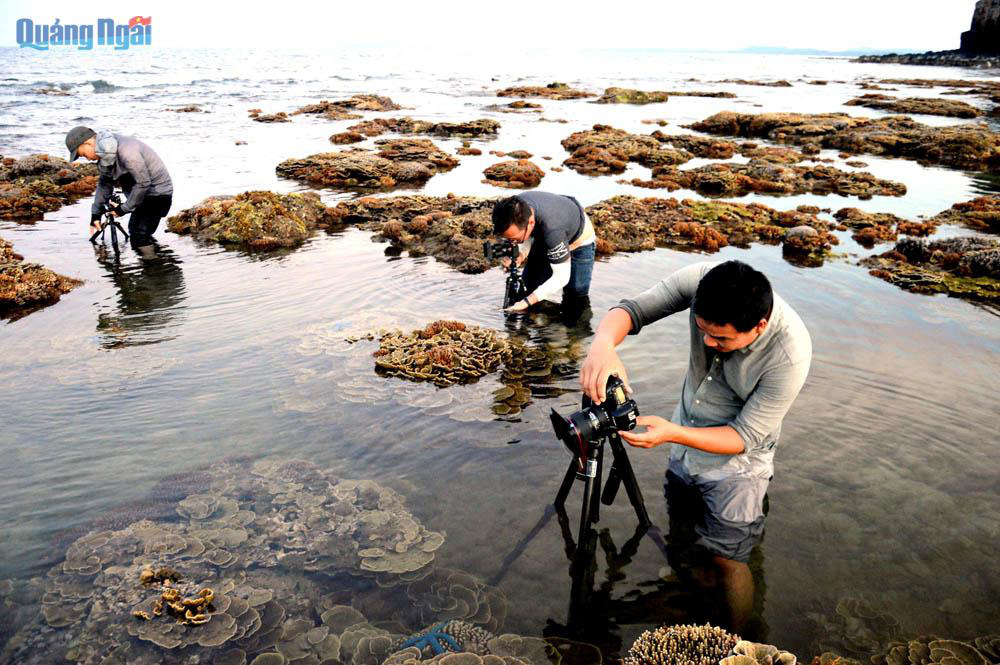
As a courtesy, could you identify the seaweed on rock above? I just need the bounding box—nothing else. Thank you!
[0,236,82,320]
[0,154,98,221]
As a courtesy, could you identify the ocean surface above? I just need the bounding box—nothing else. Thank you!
[1,46,999,663]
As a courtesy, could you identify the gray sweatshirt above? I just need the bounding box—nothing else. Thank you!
[91,130,173,215]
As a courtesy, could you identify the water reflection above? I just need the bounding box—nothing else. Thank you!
[93,242,186,349]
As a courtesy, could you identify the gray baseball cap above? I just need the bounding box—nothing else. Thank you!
[65,125,95,161]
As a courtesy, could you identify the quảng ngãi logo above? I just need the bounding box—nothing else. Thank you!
[16,16,152,51]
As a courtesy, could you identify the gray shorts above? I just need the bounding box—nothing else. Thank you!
[665,467,770,564]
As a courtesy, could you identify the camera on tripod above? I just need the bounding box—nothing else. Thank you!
[483,238,519,262]
[550,374,650,548]
[484,239,527,309]
[550,375,639,466]
[90,190,130,250]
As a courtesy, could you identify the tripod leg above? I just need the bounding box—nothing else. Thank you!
[602,464,622,506]
[577,467,594,548]
[608,435,651,528]
[589,442,604,524]
[554,458,579,510]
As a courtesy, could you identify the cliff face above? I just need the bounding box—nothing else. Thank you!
[961,0,1000,54]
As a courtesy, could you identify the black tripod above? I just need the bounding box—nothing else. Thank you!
[502,256,527,309]
[554,426,651,555]
[89,194,130,254]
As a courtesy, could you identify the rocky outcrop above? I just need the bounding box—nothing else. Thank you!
[0,154,98,222]
[962,0,1000,55]
[844,94,983,118]
[0,236,81,320]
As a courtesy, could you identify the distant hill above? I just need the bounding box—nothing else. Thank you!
[735,46,925,57]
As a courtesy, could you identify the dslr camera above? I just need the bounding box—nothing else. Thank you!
[549,375,639,462]
[483,239,519,262]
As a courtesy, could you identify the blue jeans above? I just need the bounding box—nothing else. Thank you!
[564,243,595,299]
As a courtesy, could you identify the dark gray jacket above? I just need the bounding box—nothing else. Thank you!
[92,130,173,215]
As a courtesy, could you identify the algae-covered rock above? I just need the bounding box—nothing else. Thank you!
[292,95,402,119]
[561,125,692,175]
[341,118,500,140]
[482,160,544,189]
[0,154,98,221]
[844,94,983,118]
[276,139,458,192]
[328,195,497,272]
[496,82,594,100]
[585,195,836,263]
[248,109,290,123]
[593,87,671,104]
[930,196,1000,234]
[623,623,740,665]
[0,236,82,320]
[623,160,906,200]
[687,111,1000,172]
[861,236,1000,305]
[167,191,339,250]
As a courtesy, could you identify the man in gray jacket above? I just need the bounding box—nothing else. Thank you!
[580,260,811,634]
[65,125,173,251]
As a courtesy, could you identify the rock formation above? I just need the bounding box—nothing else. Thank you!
[962,0,1000,55]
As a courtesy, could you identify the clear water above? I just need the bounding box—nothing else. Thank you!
[1,46,999,661]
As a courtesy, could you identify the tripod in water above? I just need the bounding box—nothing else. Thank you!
[89,192,129,254]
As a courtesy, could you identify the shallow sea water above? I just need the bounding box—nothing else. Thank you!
[1,46,999,662]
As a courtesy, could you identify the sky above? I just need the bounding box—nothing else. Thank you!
[0,0,982,52]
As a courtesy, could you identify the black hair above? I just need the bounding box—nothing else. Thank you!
[491,196,533,235]
[693,261,773,332]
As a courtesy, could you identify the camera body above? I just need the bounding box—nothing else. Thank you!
[483,239,519,262]
[550,375,639,462]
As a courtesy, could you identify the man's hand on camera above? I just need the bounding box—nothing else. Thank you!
[501,257,512,269]
[580,342,632,404]
[620,415,681,449]
[89,213,103,234]
[108,203,124,217]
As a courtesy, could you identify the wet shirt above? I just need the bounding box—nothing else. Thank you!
[615,261,812,481]
[515,191,586,264]
[92,130,173,215]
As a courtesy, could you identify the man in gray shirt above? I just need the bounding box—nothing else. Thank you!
[491,192,597,313]
[580,260,811,633]
[65,125,173,251]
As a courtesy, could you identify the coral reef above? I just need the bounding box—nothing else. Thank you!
[585,196,837,266]
[167,191,340,250]
[0,154,98,221]
[496,82,594,100]
[624,623,740,665]
[861,236,1000,305]
[871,636,1000,665]
[248,109,290,123]
[930,196,1000,234]
[373,321,523,387]
[483,101,543,114]
[844,95,983,118]
[622,160,906,199]
[0,458,456,665]
[730,641,796,665]
[0,236,82,320]
[328,195,497,273]
[561,125,692,175]
[339,118,500,140]
[686,111,1000,172]
[293,95,402,119]
[276,139,459,191]
[482,160,545,189]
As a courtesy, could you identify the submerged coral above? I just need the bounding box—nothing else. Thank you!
[861,236,1000,305]
[686,111,1000,172]
[166,191,340,249]
[0,154,98,221]
[276,139,459,191]
[624,623,740,665]
[373,321,523,387]
[0,236,82,320]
